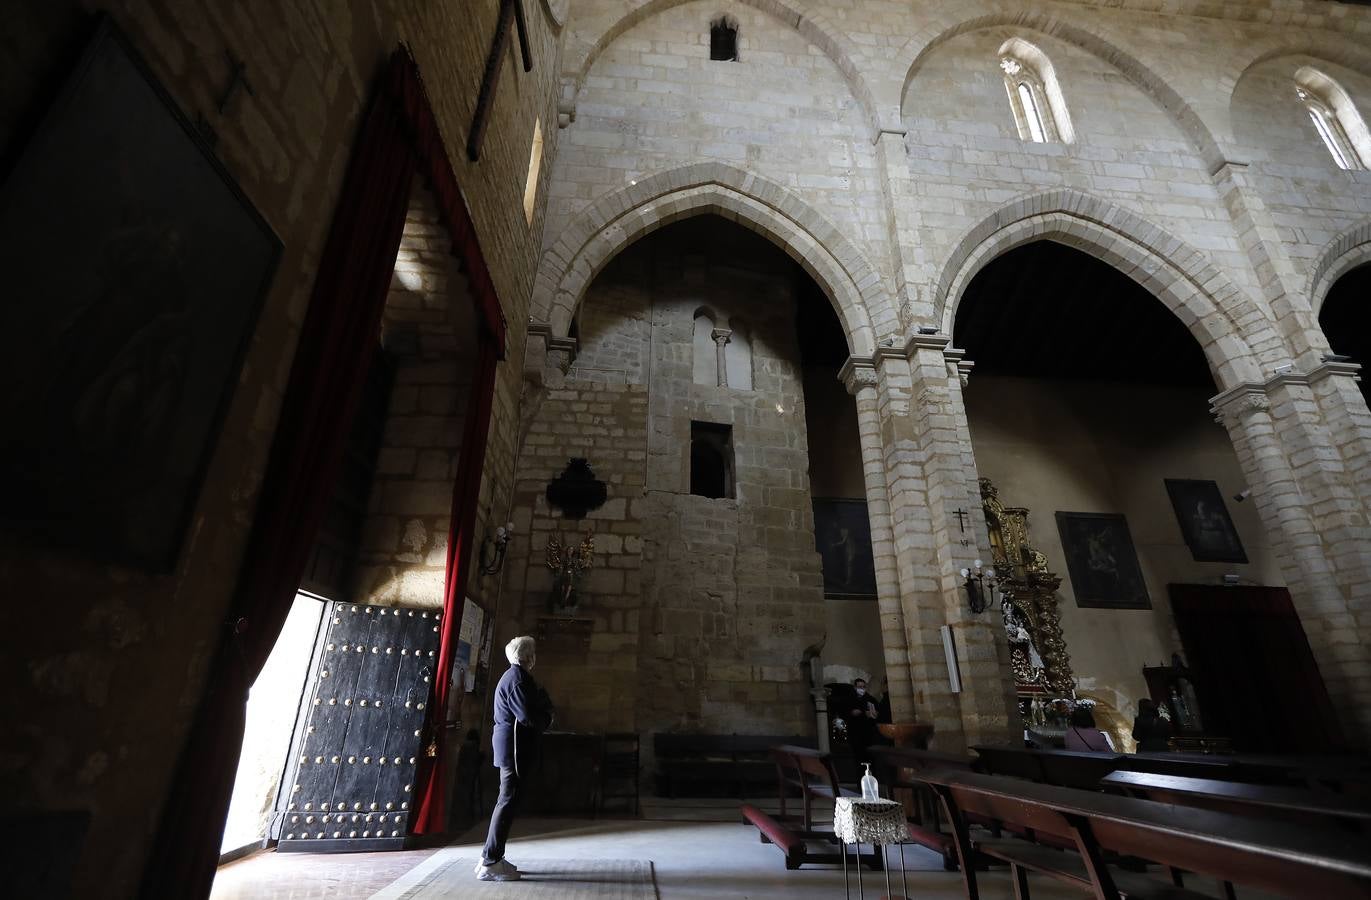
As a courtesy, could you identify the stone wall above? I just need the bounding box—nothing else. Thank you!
[0,2,562,894]
[506,219,826,741]
[536,0,1371,744]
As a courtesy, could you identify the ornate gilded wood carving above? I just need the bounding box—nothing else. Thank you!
[980,478,1075,695]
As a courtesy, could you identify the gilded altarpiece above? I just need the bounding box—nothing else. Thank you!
[980,479,1075,697]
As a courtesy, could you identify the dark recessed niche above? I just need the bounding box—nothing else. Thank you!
[710,17,738,62]
[690,421,734,499]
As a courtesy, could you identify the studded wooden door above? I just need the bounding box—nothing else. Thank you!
[273,600,442,852]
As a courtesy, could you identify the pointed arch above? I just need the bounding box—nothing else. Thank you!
[934,190,1277,389]
[531,163,891,356]
[563,0,880,136]
[1309,218,1371,314]
[893,10,1224,170]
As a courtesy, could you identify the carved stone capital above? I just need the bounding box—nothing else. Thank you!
[710,328,732,345]
[1210,385,1270,426]
[838,358,879,395]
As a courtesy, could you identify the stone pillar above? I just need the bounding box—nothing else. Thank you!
[903,337,1018,747]
[859,335,1017,751]
[840,359,915,723]
[711,328,731,388]
[1213,379,1371,743]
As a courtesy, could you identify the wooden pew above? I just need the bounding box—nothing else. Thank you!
[1101,770,1371,833]
[869,746,980,868]
[924,769,1371,900]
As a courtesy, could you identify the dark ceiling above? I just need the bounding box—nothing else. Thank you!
[953,240,1215,388]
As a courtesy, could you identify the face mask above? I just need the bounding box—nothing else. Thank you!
[855,688,866,696]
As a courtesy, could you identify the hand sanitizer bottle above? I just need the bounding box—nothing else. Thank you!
[860,762,879,801]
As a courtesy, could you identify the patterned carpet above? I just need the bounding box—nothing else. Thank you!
[369,855,657,899]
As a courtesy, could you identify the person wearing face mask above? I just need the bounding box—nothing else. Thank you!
[475,635,556,883]
[847,677,880,763]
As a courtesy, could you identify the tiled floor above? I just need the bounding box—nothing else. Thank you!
[212,815,1093,899]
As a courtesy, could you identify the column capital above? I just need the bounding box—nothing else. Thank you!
[838,357,879,395]
[710,327,732,345]
[1210,359,1362,424]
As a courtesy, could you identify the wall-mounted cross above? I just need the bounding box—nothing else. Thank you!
[468,0,533,162]
[953,508,969,533]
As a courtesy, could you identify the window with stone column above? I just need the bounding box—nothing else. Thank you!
[999,37,1074,145]
[1296,66,1369,170]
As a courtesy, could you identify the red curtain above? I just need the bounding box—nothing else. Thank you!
[413,337,499,833]
[142,47,504,897]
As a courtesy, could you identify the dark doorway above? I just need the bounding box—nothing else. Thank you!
[1319,261,1371,408]
[1169,584,1343,753]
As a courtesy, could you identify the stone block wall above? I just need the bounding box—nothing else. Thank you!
[508,219,826,742]
[1,2,563,894]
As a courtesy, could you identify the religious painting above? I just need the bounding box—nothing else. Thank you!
[0,18,281,570]
[1164,479,1248,564]
[1054,512,1151,609]
[812,498,878,599]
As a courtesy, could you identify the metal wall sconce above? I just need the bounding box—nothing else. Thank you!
[478,522,515,576]
[959,559,999,614]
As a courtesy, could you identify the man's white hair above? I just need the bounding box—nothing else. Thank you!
[505,635,536,666]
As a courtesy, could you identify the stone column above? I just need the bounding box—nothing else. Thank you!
[1213,382,1371,742]
[711,328,731,388]
[840,359,915,723]
[903,337,1018,747]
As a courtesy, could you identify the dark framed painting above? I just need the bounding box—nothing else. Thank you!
[1054,512,1151,609]
[1164,479,1248,563]
[813,498,878,599]
[0,18,282,570]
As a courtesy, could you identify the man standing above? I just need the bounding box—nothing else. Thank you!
[475,635,555,883]
[847,677,880,764]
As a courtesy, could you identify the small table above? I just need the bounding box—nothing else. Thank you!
[832,797,910,900]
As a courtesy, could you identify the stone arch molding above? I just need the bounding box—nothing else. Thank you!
[531,163,891,356]
[934,190,1278,389]
[1309,218,1371,314]
[892,8,1225,171]
[563,0,881,136]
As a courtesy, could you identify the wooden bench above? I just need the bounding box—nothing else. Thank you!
[922,769,1371,900]
[869,746,979,867]
[653,733,806,798]
[1101,770,1371,833]
[742,744,882,871]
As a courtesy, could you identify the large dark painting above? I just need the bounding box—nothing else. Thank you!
[0,19,281,570]
[813,498,877,599]
[1054,512,1151,609]
[1164,479,1248,564]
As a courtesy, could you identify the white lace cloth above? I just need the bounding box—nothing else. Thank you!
[832,797,907,845]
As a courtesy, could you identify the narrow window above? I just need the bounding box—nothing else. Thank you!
[690,421,734,499]
[692,309,717,386]
[998,38,1074,145]
[710,17,738,62]
[1295,68,1370,170]
[724,319,754,390]
[1017,82,1047,143]
[1310,107,1353,169]
[523,118,544,225]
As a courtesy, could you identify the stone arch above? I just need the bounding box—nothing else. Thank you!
[893,9,1225,171]
[564,0,881,136]
[532,163,889,356]
[1225,38,1371,99]
[1309,218,1371,315]
[934,190,1275,389]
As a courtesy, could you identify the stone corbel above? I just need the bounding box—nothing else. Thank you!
[525,320,578,380]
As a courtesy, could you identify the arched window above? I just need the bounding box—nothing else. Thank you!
[999,38,1074,145]
[710,16,738,62]
[724,318,754,390]
[1296,67,1369,170]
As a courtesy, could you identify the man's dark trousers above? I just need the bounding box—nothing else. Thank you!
[482,767,521,864]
